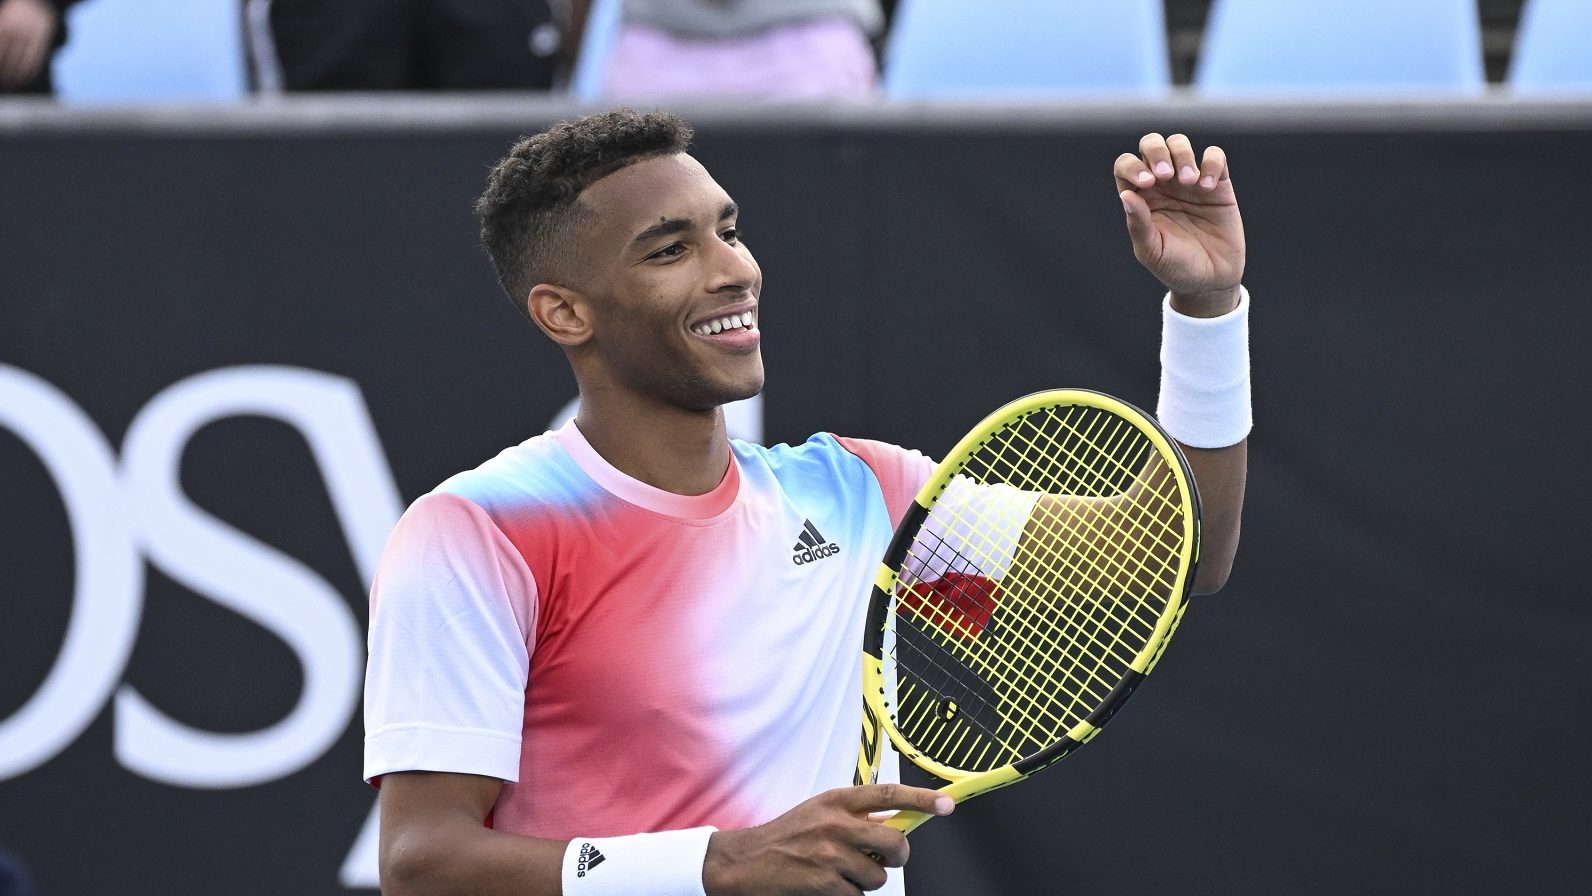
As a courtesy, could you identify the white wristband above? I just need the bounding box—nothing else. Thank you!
[562,827,716,896]
[1156,287,1252,449]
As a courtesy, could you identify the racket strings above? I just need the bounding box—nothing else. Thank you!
[925,408,1175,677]
[885,404,1189,772]
[893,516,1156,762]
[967,415,1182,743]
[1021,409,1187,557]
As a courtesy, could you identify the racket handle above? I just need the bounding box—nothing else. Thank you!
[884,809,933,834]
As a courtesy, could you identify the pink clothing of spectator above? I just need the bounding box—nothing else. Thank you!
[597,0,881,100]
[605,16,876,99]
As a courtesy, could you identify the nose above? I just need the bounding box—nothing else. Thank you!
[706,236,760,294]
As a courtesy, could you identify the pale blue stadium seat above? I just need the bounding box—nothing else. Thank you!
[883,0,1170,99]
[1510,0,1592,95]
[1196,0,1485,96]
[53,0,246,102]
[570,0,625,101]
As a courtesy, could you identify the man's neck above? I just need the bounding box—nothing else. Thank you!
[573,393,731,497]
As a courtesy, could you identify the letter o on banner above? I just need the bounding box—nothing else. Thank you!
[0,365,144,780]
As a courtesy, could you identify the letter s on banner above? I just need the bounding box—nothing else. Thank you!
[118,366,403,789]
[0,366,143,780]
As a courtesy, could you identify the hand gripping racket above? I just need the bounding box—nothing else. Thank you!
[854,389,1201,833]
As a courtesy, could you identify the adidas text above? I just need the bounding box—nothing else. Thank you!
[793,543,840,565]
[575,842,606,878]
[792,519,840,565]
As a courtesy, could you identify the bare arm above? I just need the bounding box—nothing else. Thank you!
[1175,438,1245,594]
[379,772,565,896]
[1018,440,1218,606]
[379,771,953,896]
[1117,134,1250,594]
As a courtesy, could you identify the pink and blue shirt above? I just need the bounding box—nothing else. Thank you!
[364,420,933,838]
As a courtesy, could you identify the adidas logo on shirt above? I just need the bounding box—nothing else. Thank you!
[792,519,841,565]
[575,842,605,877]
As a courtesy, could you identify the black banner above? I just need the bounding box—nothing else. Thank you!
[2,103,1588,894]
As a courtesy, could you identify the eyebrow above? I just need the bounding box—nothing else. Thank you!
[630,202,739,248]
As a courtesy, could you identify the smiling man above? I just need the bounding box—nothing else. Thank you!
[363,109,1250,896]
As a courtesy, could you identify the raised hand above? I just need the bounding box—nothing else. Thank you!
[1115,132,1246,317]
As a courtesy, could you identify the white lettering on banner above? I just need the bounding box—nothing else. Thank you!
[0,364,399,789]
[0,366,144,780]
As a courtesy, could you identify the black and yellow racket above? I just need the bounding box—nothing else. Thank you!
[854,389,1200,833]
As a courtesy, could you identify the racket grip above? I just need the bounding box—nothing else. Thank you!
[884,809,934,834]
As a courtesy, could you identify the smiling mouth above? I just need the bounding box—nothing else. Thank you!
[690,310,756,336]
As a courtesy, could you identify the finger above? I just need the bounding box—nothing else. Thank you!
[1113,151,1154,192]
[836,783,955,820]
[855,821,911,868]
[1120,190,1159,260]
[1198,144,1231,191]
[1138,132,1174,183]
[837,849,890,893]
[1166,133,1199,186]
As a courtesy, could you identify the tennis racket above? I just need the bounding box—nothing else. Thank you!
[854,389,1201,834]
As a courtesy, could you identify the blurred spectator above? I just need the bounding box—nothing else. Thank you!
[598,0,884,100]
[0,849,36,896]
[246,0,564,91]
[0,0,79,94]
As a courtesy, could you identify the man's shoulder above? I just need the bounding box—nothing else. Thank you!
[735,431,860,469]
[738,431,919,455]
[735,432,924,487]
[430,430,593,514]
[751,435,936,526]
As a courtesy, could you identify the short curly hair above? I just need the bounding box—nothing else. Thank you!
[475,109,695,318]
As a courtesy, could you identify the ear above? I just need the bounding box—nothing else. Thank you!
[527,283,593,347]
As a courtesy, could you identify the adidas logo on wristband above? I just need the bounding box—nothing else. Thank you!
[575,842,606,877]
[563,827,715,895]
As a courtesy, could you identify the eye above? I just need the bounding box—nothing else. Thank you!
[649,243,686,260]
[721,227,741,244]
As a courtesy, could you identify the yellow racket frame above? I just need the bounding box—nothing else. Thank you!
[854,389,1200,833]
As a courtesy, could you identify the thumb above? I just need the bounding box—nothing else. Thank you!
[1120,189,1159,258]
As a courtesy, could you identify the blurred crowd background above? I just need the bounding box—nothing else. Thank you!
[2,0,1589,104]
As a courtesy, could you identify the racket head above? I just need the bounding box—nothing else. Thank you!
[856,389,1200,795]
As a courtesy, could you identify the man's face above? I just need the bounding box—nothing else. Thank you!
[572,153,763,412]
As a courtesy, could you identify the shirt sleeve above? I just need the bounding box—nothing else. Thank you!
[832,436,936,528]
[363,491,537,784]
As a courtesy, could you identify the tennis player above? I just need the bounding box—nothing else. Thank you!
[364,109,1249,896]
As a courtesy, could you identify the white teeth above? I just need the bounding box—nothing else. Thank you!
[693,312,755,336]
